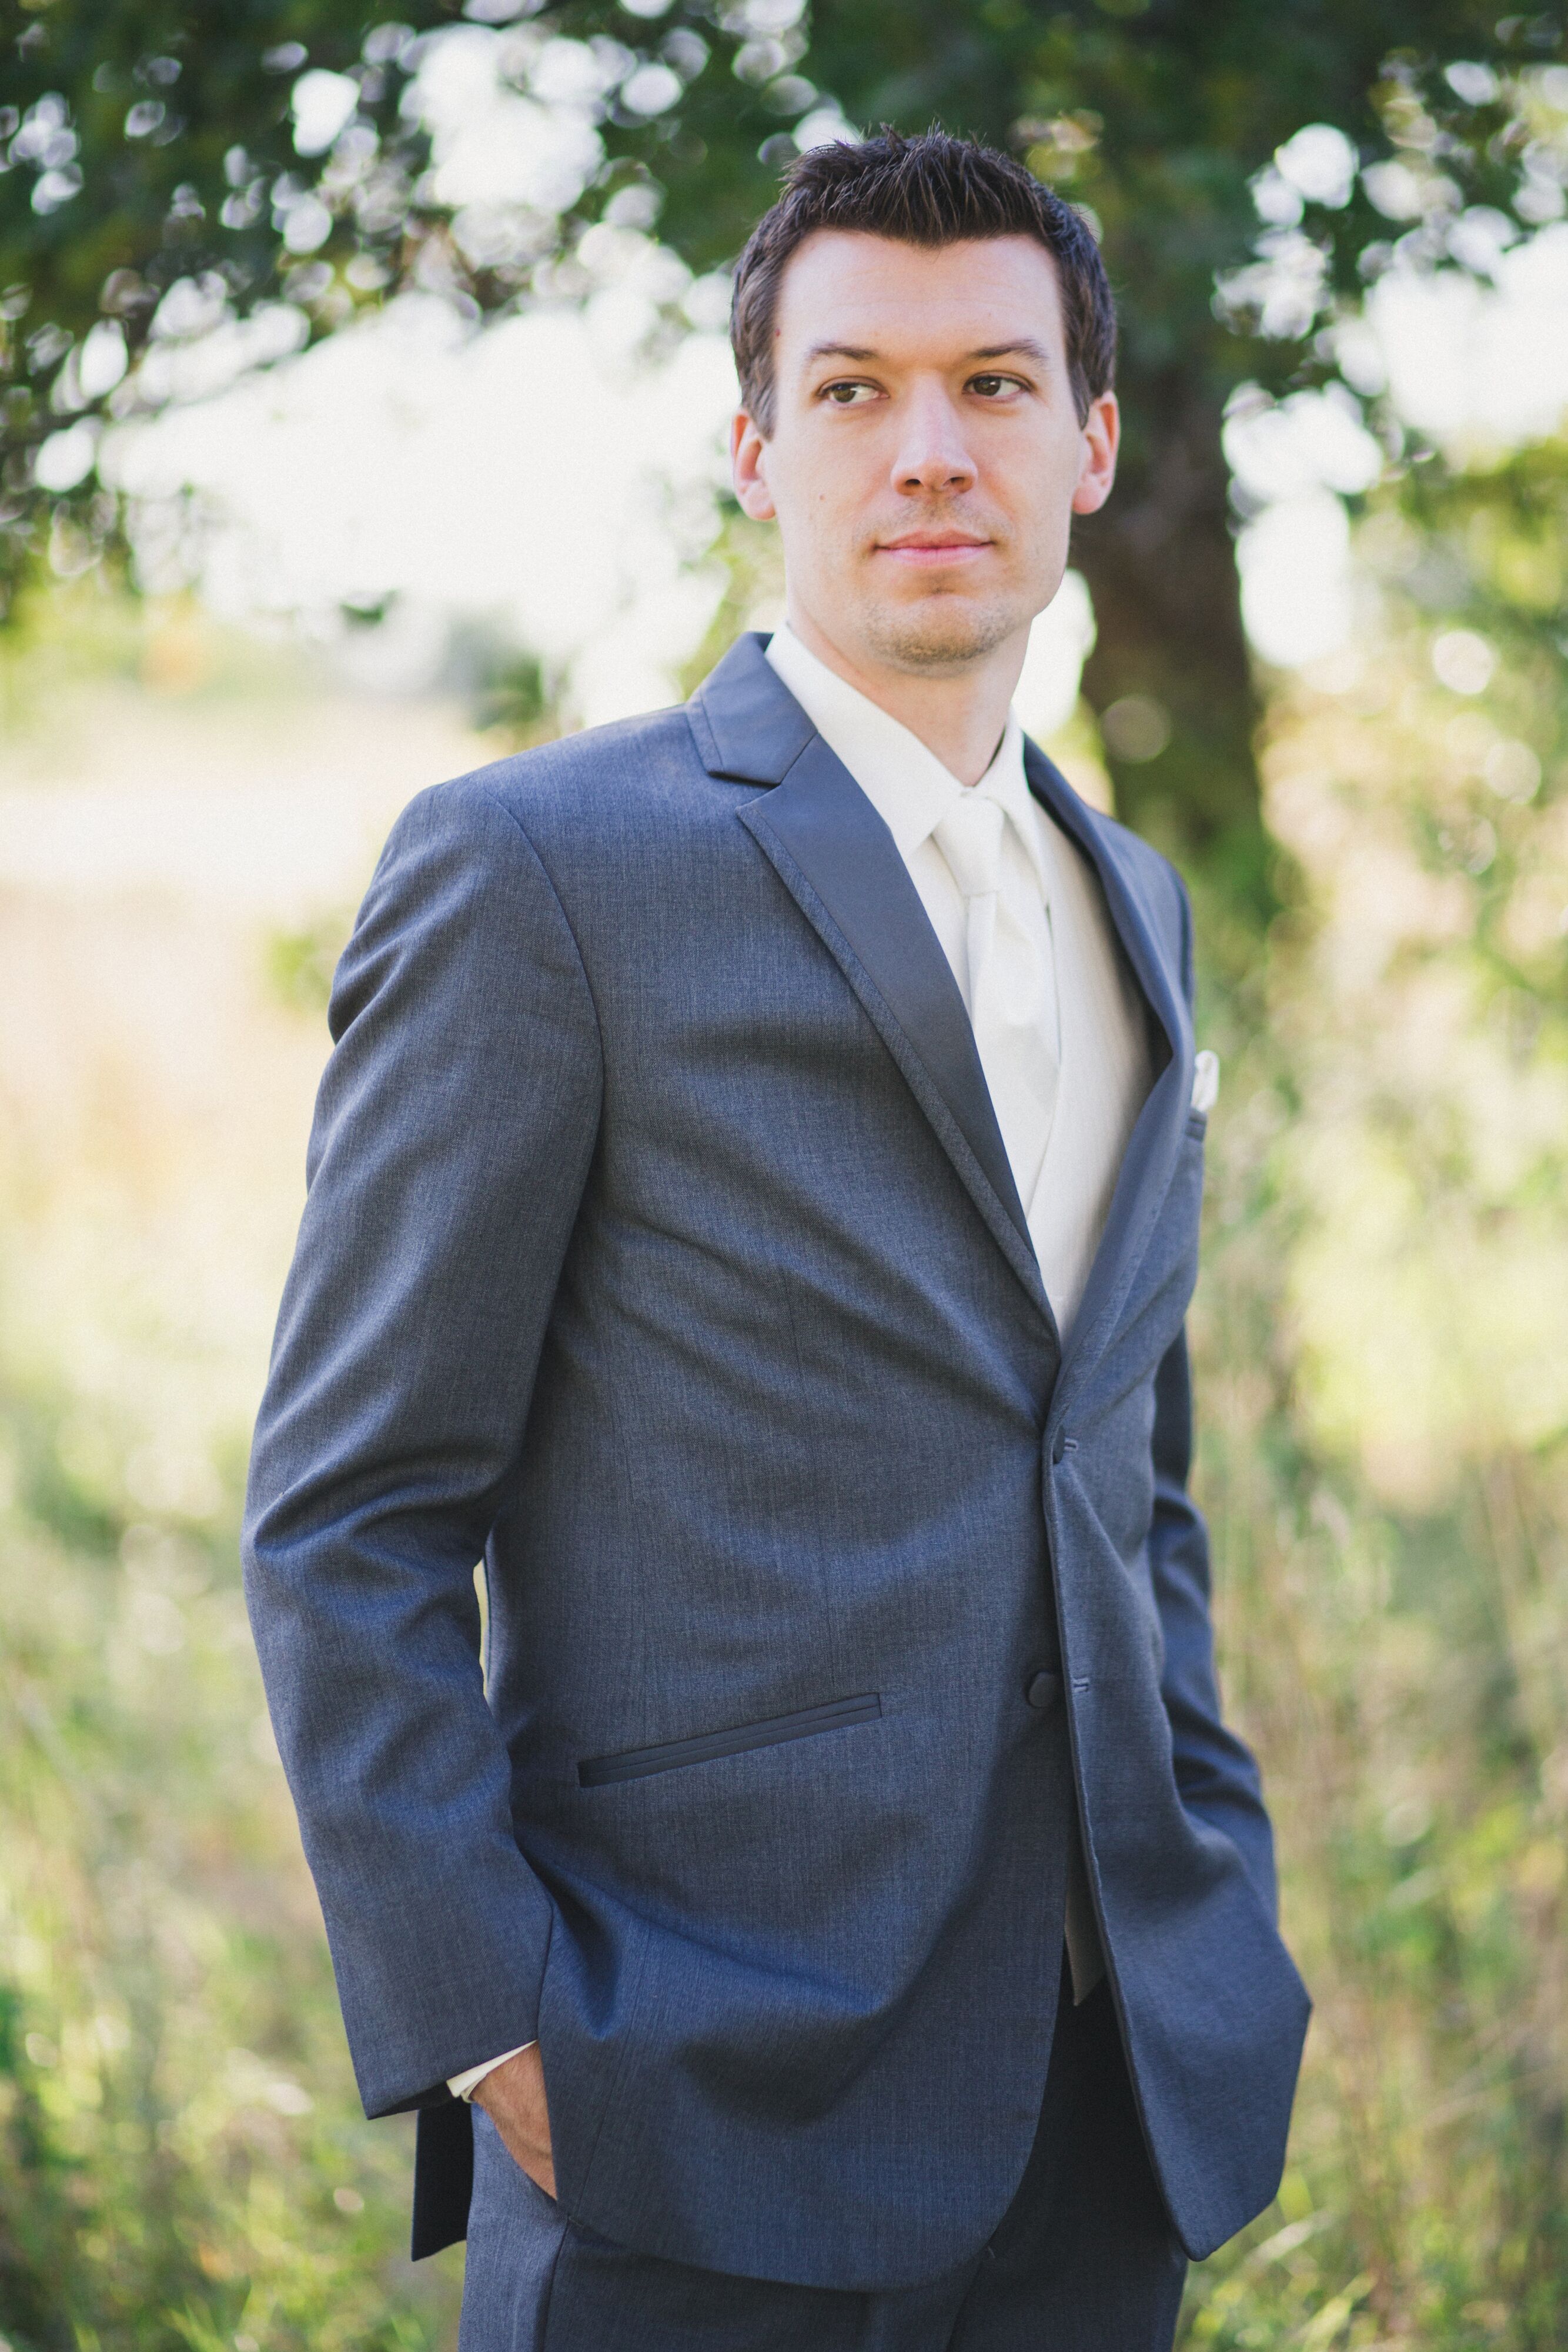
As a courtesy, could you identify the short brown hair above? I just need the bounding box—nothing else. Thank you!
[731,127,1116,437]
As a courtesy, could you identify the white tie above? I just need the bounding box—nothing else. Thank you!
[932,790,1059,1210]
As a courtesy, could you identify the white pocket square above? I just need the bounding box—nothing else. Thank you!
[1191,1050,1220,1115]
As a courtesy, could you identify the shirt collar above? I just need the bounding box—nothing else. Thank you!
[764,622,1045,887]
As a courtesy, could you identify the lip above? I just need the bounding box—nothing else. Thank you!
[875,535,993,568]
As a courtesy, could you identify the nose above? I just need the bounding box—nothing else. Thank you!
[891,381,976,499]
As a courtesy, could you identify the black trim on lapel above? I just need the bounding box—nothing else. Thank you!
[1022,740,1195,1396]
[689,636,1055,1332]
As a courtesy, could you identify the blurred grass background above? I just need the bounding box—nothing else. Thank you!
[1,10,1567,2346]
[0,593,472,2349]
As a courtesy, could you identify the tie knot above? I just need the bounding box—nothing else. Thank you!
[932,791,1004,901]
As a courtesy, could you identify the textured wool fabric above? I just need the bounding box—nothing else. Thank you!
[457,1969,1186,2351]
[243,633,1309,2288]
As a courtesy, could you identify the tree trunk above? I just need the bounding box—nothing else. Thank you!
[1074,369,1268,916]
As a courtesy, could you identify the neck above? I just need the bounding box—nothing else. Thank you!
[783,597,1025,787]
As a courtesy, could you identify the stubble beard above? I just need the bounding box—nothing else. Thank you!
[858,590,1020,677]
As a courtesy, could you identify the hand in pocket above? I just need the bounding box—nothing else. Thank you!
[474,2044,555,2199]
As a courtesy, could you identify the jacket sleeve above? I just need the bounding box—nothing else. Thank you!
[242,776,602,2117]
[1148,858,1278,1917]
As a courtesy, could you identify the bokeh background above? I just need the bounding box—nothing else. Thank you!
[2,5,1567,2347]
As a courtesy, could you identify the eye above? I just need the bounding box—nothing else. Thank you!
[820,380,878,405]
[969,373,1027,400]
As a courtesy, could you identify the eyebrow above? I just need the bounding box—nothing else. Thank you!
[968,340,1054,366]
[803,338,1054,369]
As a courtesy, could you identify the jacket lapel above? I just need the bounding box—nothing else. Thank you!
[690,636,1052,1328]
[1022,741,1193,1395]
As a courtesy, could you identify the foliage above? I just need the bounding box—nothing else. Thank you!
[266,911,351,1015]
[1174,483,1568,2341]
[0,1398,460,2349]
[3,0,1563,901]
[0,596,463,2348]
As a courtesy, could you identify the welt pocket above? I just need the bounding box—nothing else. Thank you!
[577,1693,882,1789]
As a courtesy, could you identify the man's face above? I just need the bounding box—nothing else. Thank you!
[731,230,1118,679]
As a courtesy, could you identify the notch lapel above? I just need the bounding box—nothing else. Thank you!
[1022,741,1194,1398]
[690,637,1053,1329]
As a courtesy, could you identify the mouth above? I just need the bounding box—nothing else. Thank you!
[874,533,994,571]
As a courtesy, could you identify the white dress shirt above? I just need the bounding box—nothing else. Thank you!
[448,624,1152,2092]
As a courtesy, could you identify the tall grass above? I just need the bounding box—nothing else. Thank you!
[1182,564,1568,2347]
[0,571,1563,2347]
[0,599,466,2347]
[0,1428,454,2350]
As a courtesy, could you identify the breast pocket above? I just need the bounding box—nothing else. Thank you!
[577,1693,882,1788]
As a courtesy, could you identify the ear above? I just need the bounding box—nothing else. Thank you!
[731,410,777,522]
[1071,390,1119,517]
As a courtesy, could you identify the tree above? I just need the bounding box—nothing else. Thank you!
[2,0,1558,901]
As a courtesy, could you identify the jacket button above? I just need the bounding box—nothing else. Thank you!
[1025,1670,1061,1713]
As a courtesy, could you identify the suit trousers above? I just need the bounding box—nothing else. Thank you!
[457,1963,1187,2351]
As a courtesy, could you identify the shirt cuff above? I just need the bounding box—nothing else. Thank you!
[447,2043,535,2102]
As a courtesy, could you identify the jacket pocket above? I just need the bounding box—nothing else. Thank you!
[578,1693,882,1789]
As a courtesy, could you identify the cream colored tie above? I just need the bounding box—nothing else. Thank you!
[932,790,1059,1211]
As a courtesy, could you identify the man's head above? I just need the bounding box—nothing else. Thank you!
[730,129,1119,691]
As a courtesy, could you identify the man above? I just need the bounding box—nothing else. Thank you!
[245,129,1309,2351]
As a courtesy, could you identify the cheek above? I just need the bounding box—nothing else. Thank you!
[999,439,1077,550]
[990,452,1068,547]
[777,439,875,552]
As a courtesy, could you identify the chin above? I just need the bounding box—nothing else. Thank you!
[861,594,1019,676]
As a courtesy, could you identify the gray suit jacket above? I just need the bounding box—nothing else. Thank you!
[243,633,1309,2287]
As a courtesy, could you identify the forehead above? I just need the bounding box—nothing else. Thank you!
[772,230,1067,369]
